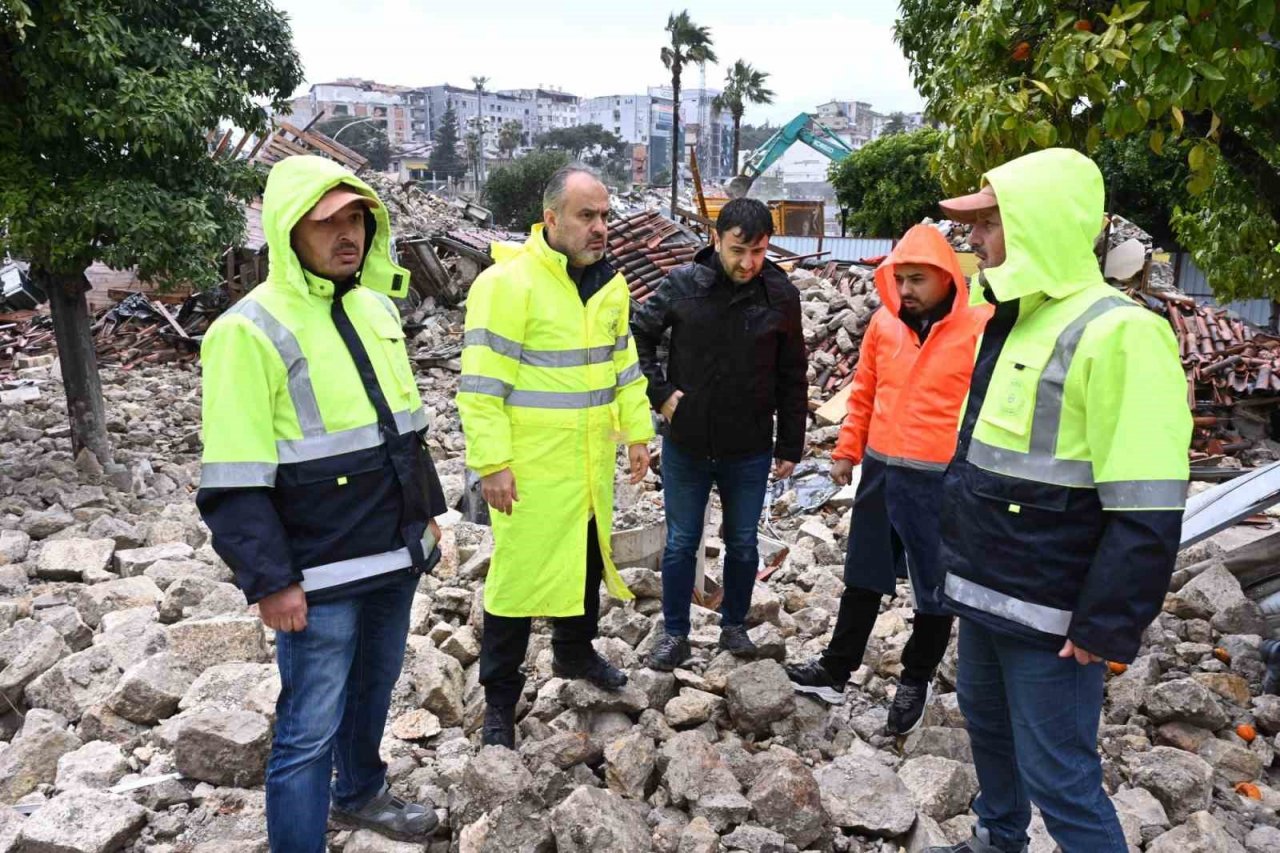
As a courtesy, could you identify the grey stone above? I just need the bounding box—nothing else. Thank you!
[520,730,600,770]
[166,616,268,674]
[1245,826,1280,853]
[86,516,145,550]
[343,829,423,852]
[0,529,31,564]
[0,709,81,802]
[1198,737,1264,783]
[664,688,723,728]
[676,816,718,853]
[144,558,232,589]
[14,790,147,853]
[812,751,916,837]
[35,538,116,582]
[659,731,740,808]
[456,794,553,853]
[107,653,194,724]
[1145,678,1230,730]
[550,785,651,852]
[23,505,75,540]
[404,640,464,727]
[0,618,67,704]
[721,824,787,853]
[598,605,651,647]
[34,605,93,652]
[745,752,825,848]
[689,786,751,833]
[629,668,678,711]
[898,755,979,822]
[1146,810,1247,853]
[174,707,271,787]
[1105,653,1161,723]
[1126,746,1214,823]
[724,659,794,735]
[440,624,480,666]
[113,542,194,577]
[1111,786,1169,834]
[903,814,951,853]
[618,567,662,598]
[24,645,123,722]
[604,731,655,799]
[1211,599,1268,636]
[75,576,161,628]
[454,745,535,829]
[54,740,128,792]
[559,679,648,715]
[1253,694,1280,735]
[902,726,973,763]
[1168,564,1247,621]
[178,662,278,712]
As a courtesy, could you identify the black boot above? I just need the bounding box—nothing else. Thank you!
[552,653,628,690]
[481,703,515,749]
[647,634,691,671]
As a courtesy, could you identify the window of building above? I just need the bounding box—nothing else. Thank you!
[333,104,349,116]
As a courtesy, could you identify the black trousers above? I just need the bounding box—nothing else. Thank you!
[821,586,953,684]
[479,520,604,707]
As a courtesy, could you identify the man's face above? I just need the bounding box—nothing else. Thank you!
[291,200,367,280]
[894,262,952,316]
[713,226,769,284]
[545,174,610,267]
[968,208,1006,270]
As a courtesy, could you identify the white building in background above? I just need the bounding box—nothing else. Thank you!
[498,88,579,137]
[646,85,735,178]
[288,79,420,146]
[577,93,675,183]
[420,84,537,155]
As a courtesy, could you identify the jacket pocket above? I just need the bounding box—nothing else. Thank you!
[977,339,1053,438]
[366,308,418,400]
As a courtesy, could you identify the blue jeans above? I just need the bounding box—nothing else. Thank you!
[957,619,1127,853]
[265,570,418,853]
[660,438,772,637]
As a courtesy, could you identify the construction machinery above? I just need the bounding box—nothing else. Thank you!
[726,113,856,197]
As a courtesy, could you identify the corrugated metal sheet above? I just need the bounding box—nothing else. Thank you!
[1176,253,1272,328]
[769,236,894,263]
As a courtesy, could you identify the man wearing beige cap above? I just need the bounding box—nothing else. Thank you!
[923,149,1190,853]
[198,155,447,851]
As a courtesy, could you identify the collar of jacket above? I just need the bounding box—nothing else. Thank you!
[692,244,789,304]
[523,223,617,288]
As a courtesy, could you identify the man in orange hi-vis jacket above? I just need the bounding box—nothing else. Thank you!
[787,224,992,733]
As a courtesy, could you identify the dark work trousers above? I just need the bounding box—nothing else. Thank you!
[821,454,954,683]
[479,520,604,708]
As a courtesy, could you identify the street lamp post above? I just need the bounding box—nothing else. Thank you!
[471,75,489,188]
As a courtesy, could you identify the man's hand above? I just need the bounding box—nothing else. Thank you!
[1058,639,1102,666]
[481,468,518,515]
[259,584,308,633]
[429,519,441,542]
[830,458,854,486]
[660,390,684,421]
[628,443,651,484]
[772,459,796,480]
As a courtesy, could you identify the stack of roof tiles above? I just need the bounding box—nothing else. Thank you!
[605,210,702,303]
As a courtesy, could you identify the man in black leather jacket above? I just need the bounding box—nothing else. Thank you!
[631,198,808,669]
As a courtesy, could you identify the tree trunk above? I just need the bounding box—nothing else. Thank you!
[37,268,113,467]
[671,70,681,218]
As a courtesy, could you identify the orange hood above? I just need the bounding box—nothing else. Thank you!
[873,224,969,317]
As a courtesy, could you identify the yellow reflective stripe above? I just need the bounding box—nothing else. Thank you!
[616,362,644,387]
[199,461,276,488]
[1097,479,1187,510]
[459,375,514,398]
[300,529,437,593]
[228,300,325,436]
[945,573,1073,635]
[968,296,1134,487]
[276,407,427,465]
[507,388,616,409]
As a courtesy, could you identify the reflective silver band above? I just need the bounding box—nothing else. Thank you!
[968,295,1136,487]
[199,461,277,489]
[464,327,626,368]
[945,573,1073,636]
[300,529,438,593]
[506,387,617,409]
[275,407,427,465]
[459,375,514,398]
[228,300,326,437]
[1097,479,1187,510]
[464,328,523,360]
[865,447,888,462]
[370,291,400,323]
[865,447,948,472]
[616,362,644,387]
[614,333,631,352]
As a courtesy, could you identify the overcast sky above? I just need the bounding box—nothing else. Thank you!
[272,0,925,124]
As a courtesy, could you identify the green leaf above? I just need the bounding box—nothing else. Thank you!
[1084,52,1100,72]
[1136,98,1151,120]
[1198,62,1226,81]
[1188,142,1206,172]
[1114,2,1149,24]
[1171,106,1185,134]
[1030,79,1054,99]
[1149,128,1165,154]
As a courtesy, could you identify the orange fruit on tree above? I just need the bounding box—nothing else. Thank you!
[1075,20,1094,32]
[1012,41,1031,61]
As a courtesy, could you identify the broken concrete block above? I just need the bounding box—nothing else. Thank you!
[166,616,268,674]
[15,789,147,852]
[174,707,271,787]
[113,542,194,577]
[35,537,116,582]
[75,575,162,628]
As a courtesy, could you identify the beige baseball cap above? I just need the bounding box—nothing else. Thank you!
[939,184,998,223]
[306,186,379,221]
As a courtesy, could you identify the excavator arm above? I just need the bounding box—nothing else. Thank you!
[730,113,855,196]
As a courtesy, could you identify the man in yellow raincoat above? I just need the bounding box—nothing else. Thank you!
[457,164,654,748]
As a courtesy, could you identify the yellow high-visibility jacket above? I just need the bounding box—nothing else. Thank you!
[457,226,654,617]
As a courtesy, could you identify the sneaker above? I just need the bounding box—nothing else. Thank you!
[785,658,846,704]
[718,624,757,658]
[923,826,1026,853]
[330,783,438,839]
[648,634,691,671]
[552,653,628,690]
[886,675,933,736]
[481,703,515,749]
[1263,639,1280,695]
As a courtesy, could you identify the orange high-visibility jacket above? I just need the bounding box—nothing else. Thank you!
[833,225,993,470]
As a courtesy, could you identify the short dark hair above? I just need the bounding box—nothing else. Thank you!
[715,198,774,243]
[543,163,601,212]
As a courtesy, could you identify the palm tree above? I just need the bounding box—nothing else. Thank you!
[660,10,716,216]
[471,75,489,184]
[714,60,775,175]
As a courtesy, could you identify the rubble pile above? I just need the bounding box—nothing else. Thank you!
[789,263,881,397]
[3,321,1277,853]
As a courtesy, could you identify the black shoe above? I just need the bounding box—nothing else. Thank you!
[647,634,691,671]
[552,653,628,691]
[785,658,846,704]
[886,675,932,736]
[481,704,515,749]
[1263,639,1280,695]
[330,783,439,839]
[924,826,1024,853]
[718,624,757,658]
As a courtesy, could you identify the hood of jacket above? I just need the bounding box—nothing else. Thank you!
[261,155,410,300]
[874,223,970,318]
[978,147,1107,303]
